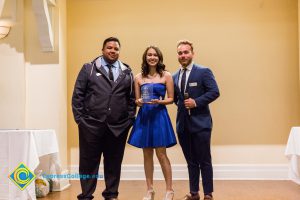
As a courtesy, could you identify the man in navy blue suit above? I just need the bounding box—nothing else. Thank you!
[173,40,220,200]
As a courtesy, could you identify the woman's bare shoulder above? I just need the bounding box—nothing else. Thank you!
[163,71,172,78]
[135,73,143,80]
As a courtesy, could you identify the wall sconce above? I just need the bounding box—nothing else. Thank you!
[0,20,12,39]
[0,0,16,39]
[0,25,10,39]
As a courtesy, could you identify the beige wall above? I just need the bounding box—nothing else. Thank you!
[24,0,59,64]
[0,0,298,172]
[67,0,300,168]
[68,0,299,149]
[299,1,300,92]
[0,44,25,128]
[0,0,68,168]
[0,0,25,128]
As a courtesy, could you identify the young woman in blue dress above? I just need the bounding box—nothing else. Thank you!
[128,46,177,200]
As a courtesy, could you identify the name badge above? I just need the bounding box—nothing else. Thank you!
[96,73,102,76]
[189,82,197,87]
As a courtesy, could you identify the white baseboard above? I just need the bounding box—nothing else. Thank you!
[69,164,289,180]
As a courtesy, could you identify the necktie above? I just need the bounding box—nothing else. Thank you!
[180,68,187,96]
[107,64,114,81]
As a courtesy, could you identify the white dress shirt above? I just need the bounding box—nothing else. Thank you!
[101,57,120,82]
[178,62,194,93]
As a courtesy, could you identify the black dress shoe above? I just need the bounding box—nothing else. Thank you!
[203,195,213,200]
[183,193,200,200]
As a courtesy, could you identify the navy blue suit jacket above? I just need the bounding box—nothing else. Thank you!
[173,64,220,134]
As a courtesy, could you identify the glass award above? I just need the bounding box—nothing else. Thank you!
[141,84,153,103]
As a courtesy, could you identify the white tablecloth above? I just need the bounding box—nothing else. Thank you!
[285,127,300,184]
[0,129,61,200]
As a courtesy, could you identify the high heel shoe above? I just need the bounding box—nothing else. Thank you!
[143,189,155,200]
[163,190,174,200]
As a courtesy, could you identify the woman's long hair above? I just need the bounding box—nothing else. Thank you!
[141,46,165,77]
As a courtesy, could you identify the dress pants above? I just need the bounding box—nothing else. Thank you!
[77,121,129,200]
[178,125,213,194]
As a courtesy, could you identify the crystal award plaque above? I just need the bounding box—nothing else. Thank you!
[141,84,153,103]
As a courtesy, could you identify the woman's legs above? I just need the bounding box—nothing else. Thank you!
[143,148,154,191]
[155,147,174,199]
[142,147,174,199]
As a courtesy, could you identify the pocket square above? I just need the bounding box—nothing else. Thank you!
[189,82,197,87]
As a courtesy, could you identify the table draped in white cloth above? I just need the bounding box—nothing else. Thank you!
[285,127,300,184]
[0,129,61,200]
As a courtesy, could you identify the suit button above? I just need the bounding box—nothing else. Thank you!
[108,108,111,111]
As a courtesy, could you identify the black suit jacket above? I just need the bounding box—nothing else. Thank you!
[72,56,136,137]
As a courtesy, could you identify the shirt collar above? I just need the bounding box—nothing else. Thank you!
[101,57,117,68]
[180,62,194,71]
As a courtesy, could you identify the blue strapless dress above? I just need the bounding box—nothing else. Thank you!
[128,83,177,148]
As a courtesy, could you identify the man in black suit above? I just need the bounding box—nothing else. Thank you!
[72,37,136,200]
[173,40,219,200]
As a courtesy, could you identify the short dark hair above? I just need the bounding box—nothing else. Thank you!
[102,37,121,49]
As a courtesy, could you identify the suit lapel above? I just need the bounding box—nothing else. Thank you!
[174,70,182,97]
[98,65,113,84]
[98,65,107,77]
[174,71,180,87]
[95,57,131,90]
[112,68,127,91]
[95,57,109,80]
[95,56,115,86]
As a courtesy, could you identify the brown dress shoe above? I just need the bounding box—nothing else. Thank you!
[183,193,200,200]
[203,195,213,200]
